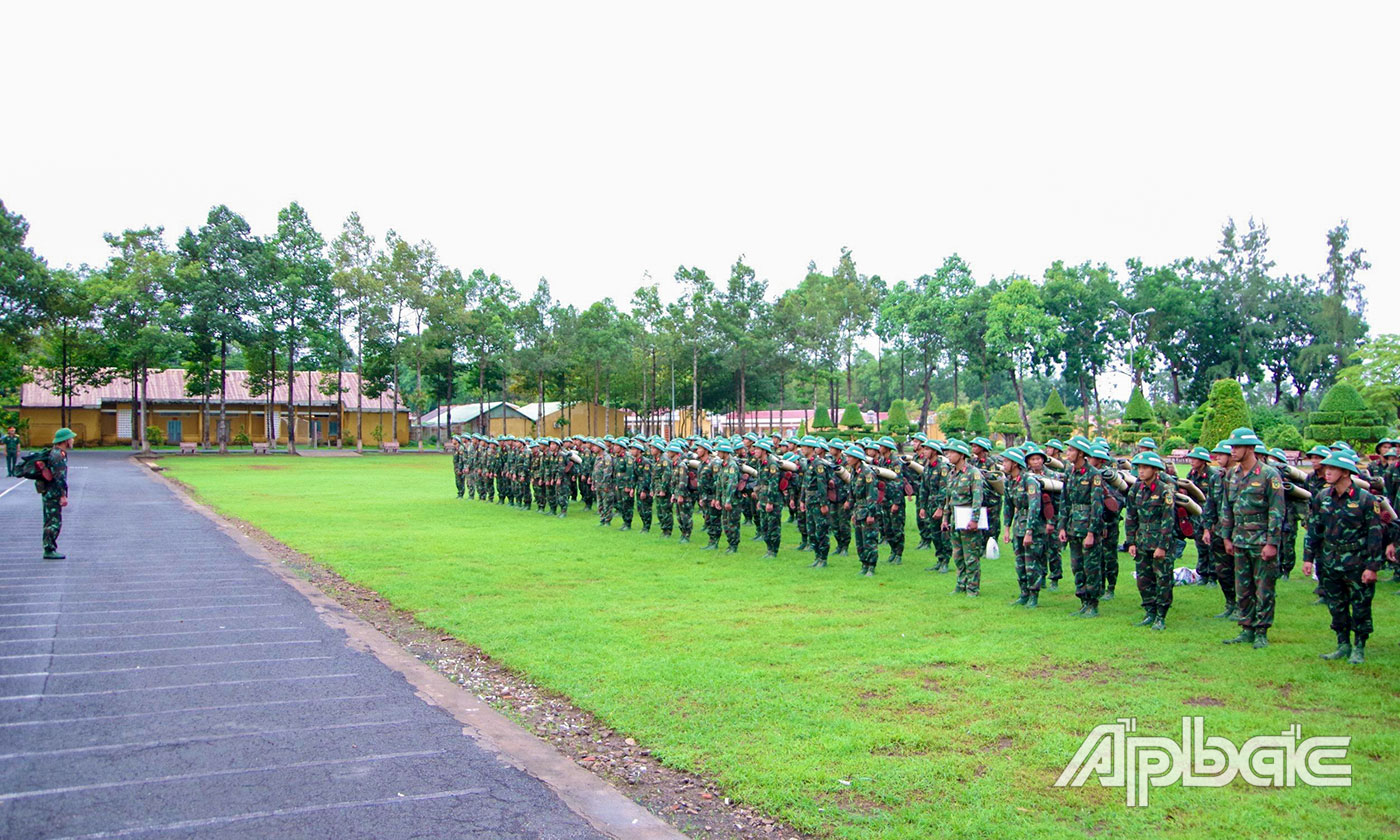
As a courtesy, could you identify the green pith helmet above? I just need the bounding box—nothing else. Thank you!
[1319,452,1360,474]
[1223,427,1263,447]
[1184,446,1211,461]
[1045,439,1065,451]
[971,436,993,451]
[1136,437,1157,450]
[52,428,76,445]
[1003,449,1027,469]
[1306,444,1332,458]
[847,448,870,462]
[1131,452,1166,470]
[947,440,971,457]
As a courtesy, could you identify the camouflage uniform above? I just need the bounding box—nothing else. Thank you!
[700,458,723,545]
[674,457,699,541]
[923,459,952,569]
[876,453,905,560]
[1011,471,1051,599]
[943,462,986,594]
[1056,463,1108,610]
[592,451,615,525]
[851,462,882,573]
[580,450,596,508]
[804,455,833,564]
[830,461,852,555]
[973,451,1003,553]
[635,453,654,532]
[39,447,68,555]
[787,459,808,548]
[453,444,467,498]
[2,433,20,477]
[615,453,636,528]
[655,454,676,536]
[718,458,742,549]
[756,456,785,553]
[1220,460,1286,635]
[1306,482,1386,648]
[1185,463,1218,583]
[1126,474,1177,620]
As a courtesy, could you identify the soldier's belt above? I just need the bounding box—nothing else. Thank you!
[1234,522,1267,531]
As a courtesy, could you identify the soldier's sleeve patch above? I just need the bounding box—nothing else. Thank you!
[1270,478,1282,490]
[1092,476,1101,486]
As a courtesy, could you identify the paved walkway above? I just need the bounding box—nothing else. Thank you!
[0,453,614,840]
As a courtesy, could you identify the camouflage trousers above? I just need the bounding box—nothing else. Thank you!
[1279,523,1298,576]
[618,492,635,527]
[597,487,615,524]
[758,503,783,552]
[553,482,569,515]
[581,480,595,509]
[980,501,1002,554]
[916,507,937,543]
[637,494,652,531]
[1210,536,1236,604]
[1319,563,1375,639]
[1068,536,1104,601]
[932,517,952,564]
[536,482,548,511]
[805,505,830,561]
[1013,533,1047,595]
[702,501,722,541]
[1100,524,1119,590]
[855,514,880,569]
[1043,532,1062,581]
[42,492,63,553]
[882,497,905,556]
[1134,550,1174,617]
[949,526,982,592]
[1234,546,1279,630]
[831,506,851,552]
[455,471,465,498]
[675,496,695,538]
[722,506,741,548]
[791,498,807,544]
[741,492,756,525]
[1193,534,1214,582]
[657,497,674,535]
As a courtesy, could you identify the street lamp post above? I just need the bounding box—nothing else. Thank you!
[1114,305,1155,388]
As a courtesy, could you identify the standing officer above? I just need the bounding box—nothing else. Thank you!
[1182,447,1216,585]
[970,437,1002,556]
[1005,448,1046,607]
[452,436,467,498]
[941,439,986,597]
[1305,451,1390,665]
[38,428,74,560]
[1057,436,1108,618]
[876,437,907,565]
[802,437,834,569]
[1125,451,1176,630]
[698,441,723,550]
[846,445,881,577]
[5,425,23,477]
[673,443,700,544]
[1219,428,1286,649]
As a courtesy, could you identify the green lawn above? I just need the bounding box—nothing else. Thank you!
[164,456,1400,840]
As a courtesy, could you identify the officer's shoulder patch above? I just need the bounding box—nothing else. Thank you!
[1092,476,1102,486]
[1270,477,1282,490]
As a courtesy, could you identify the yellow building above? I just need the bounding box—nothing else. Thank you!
[19,369,409,447]
[517,401,630,438]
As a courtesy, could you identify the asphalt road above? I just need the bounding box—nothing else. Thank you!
[0,452,608,840]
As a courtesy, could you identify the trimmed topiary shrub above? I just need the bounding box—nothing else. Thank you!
[1264,423,1304,451]
[1199,379,1250,450]
[882,400,913,434]
[1163,435,1188,453]
[941,406,969,438]
[967,403,989,436]
[1115,387,1163,446]
[839,403,864,429]
[812,404,833,430]
[1304,383,1388,450]
[991,402,1023,442]
[1038,390,1075,441]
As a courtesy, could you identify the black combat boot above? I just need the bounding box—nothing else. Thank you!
[1025,592,1039,608]
[1150,616,1166,631]
[1320,632,1351,661]
[1082,601,1099,618]
[809,557,827,568]
[1133,613,1154,627]
[1223,628,1255,645]
[1011,594,1029,606]
[1348,636,1366,664]
[1252,629,1269,649]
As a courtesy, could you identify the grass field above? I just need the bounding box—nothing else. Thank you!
[163,456,1400,840]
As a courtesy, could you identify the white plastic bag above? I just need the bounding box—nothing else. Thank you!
[984,537,1000,560]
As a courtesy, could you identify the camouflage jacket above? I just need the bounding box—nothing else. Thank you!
[1125,476,1176,553]
[633,455,654,494]
[41,447,68,496]
[1219,460,1286,549]
[1056,464,1108,538]
[756,456,784,506]
[941,463,985,522]
[804,457,835,506]
[614,454,635,489]
[973,453,1003,510]
[453,448,466,474]
[654,456,676,496]
[916,458,942,513]
[591,452,614,490]
[1010,472,1051,539]
[699,460,720,502]
[1305,483,1385,571]
[718,460,741,506]
[1187,464,1219,531]
[851,464,880,520]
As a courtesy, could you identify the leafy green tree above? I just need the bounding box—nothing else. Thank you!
[1199,379,1250,450]
[0,200,54,398]
[329,211,380,451]
[1041,260,1120,428]
[1263,424,1304,451]
[985,277,1055,436]
[713,256,770,431]
[95,227,182,450]
[1318,221,1370,371]
[31,268,112,431]
[270,203,334,452]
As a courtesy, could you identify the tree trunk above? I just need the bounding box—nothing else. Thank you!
[1170,365,1182,405]
[355,324,363,452]
[287,339,297,455]
[952,358,960,407]
[218,339,228,454]
[691,346,699,437]
[478,361,487,435]
[1012,364,1032,438]
[917,346,934,431]
[140,366,149,453]
[130,361,139,450]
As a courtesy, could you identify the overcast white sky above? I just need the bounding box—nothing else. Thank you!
[6,2,1397,352]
